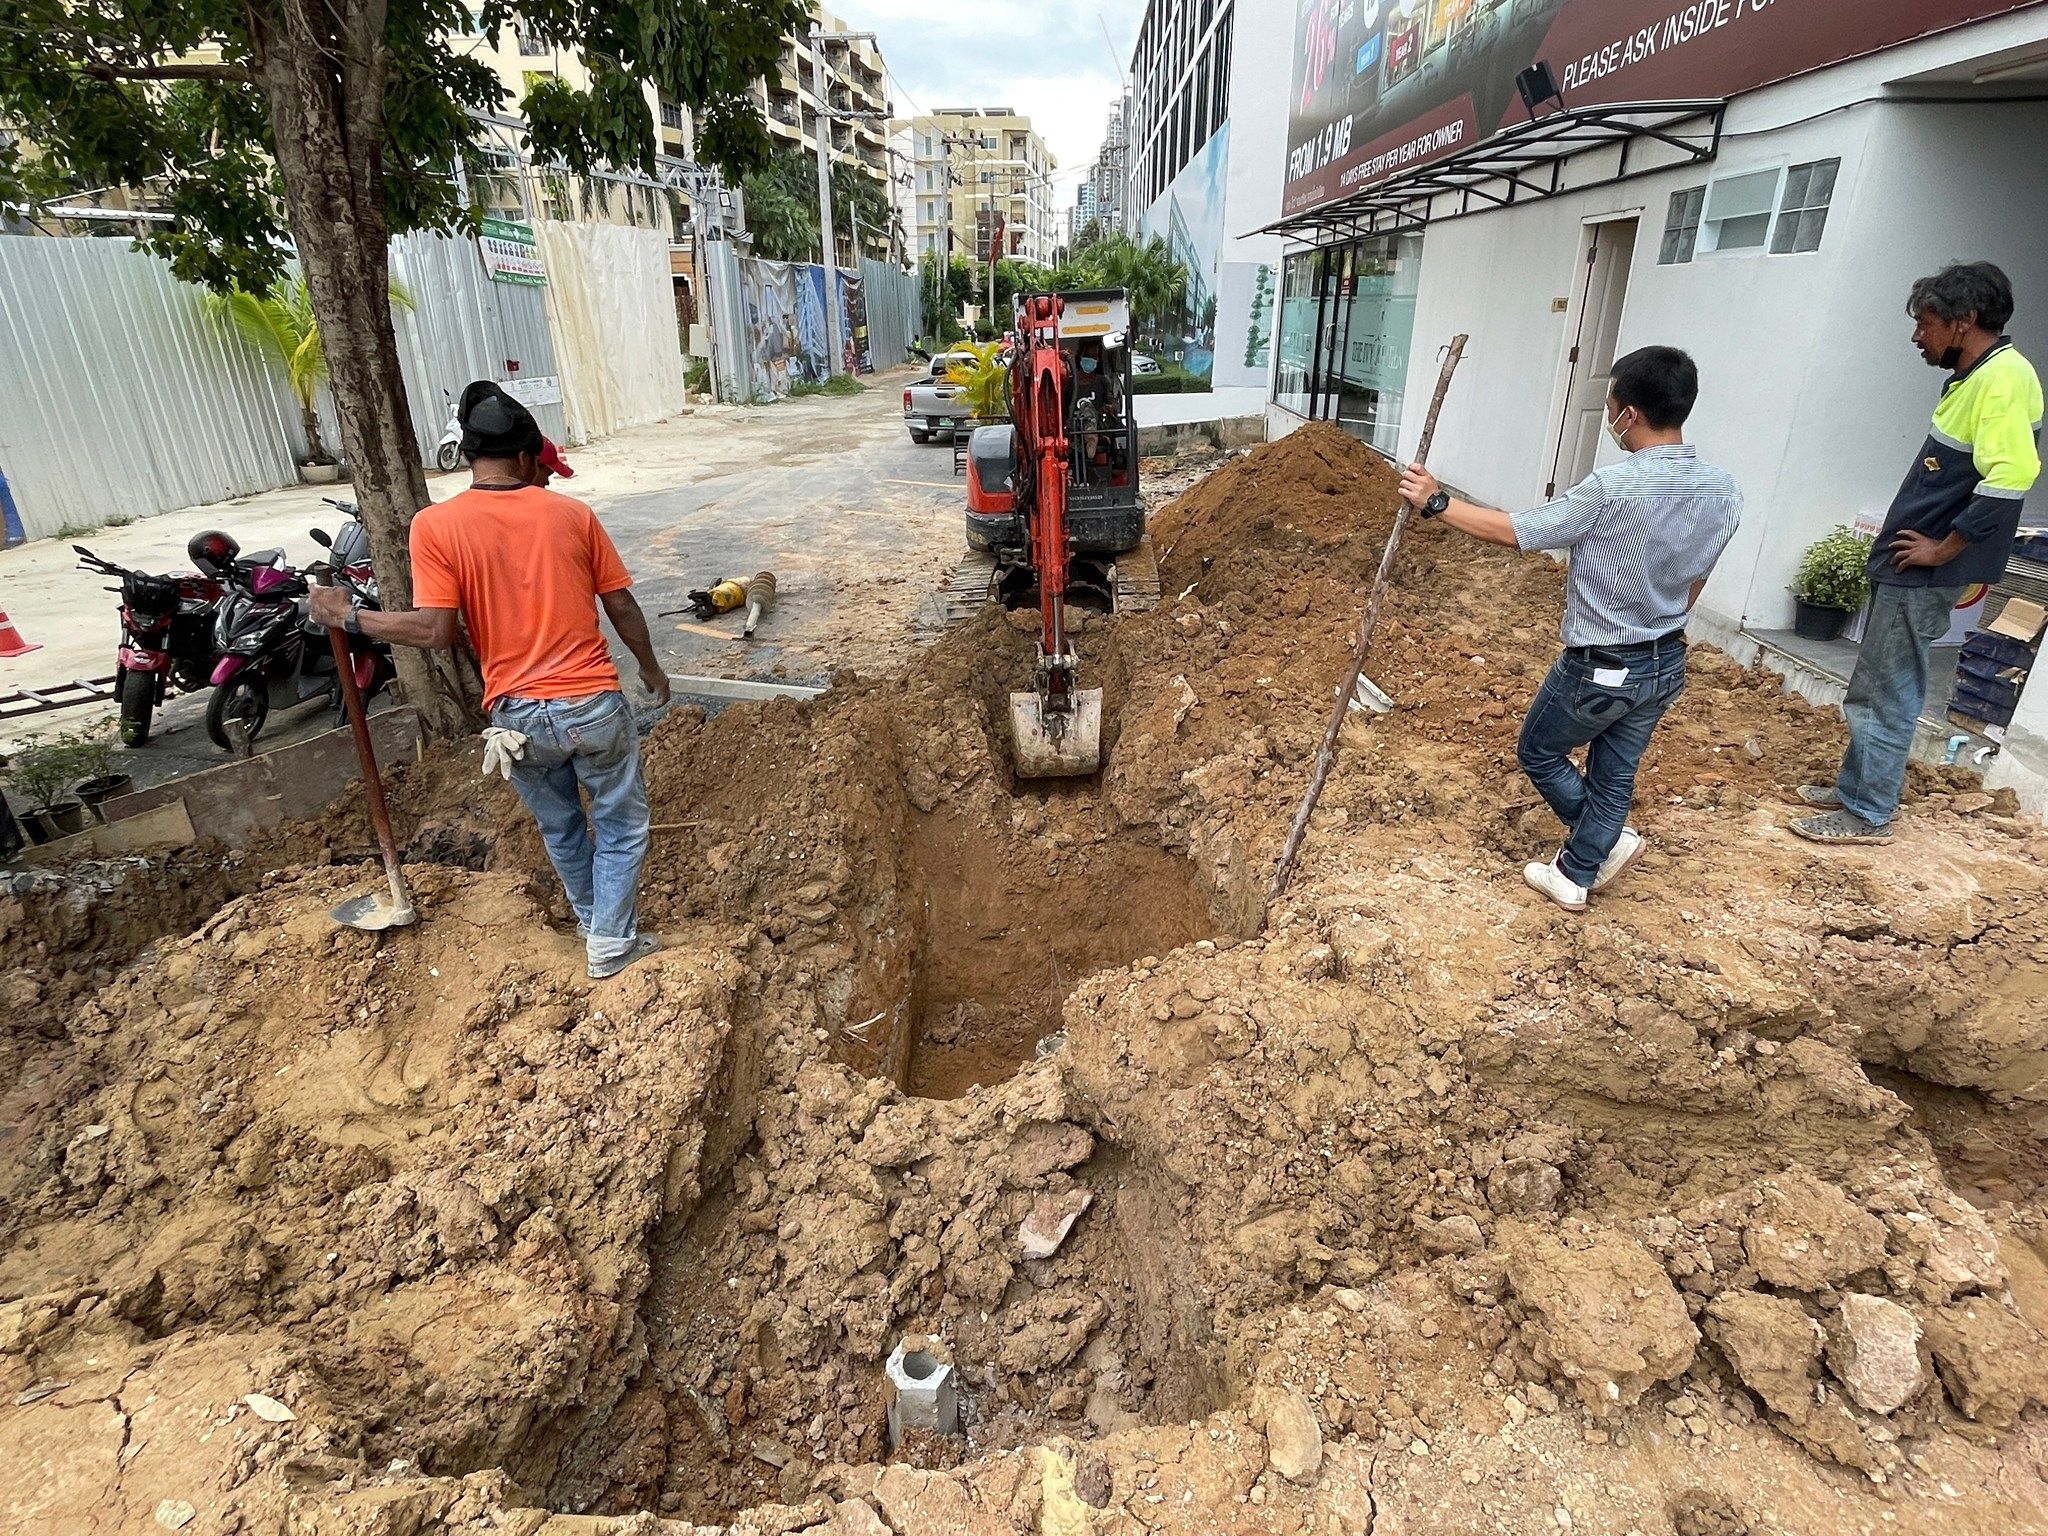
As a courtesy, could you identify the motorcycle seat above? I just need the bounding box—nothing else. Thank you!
[236,549,287,570]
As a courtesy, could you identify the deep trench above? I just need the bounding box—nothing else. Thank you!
[892,804,1219,1097]
[540,768,1229,1520]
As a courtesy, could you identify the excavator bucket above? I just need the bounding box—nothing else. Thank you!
[1009,686,1103,778]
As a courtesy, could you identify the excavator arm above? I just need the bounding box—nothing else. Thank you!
[1007,295,1103,777]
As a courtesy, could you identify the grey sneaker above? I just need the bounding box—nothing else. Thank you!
[588,933,662,979]
[1790,810,1893,845]
[1795,784,1844,807]
[1590,826,1644,892]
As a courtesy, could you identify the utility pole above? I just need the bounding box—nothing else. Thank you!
[808,23,844,376]
[806,24,885,376]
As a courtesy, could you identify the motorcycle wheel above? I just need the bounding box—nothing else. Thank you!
[117,667,156,748]
[435,439,463,473]
[205,675,270,752]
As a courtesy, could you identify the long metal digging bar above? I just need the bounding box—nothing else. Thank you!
[1268,333,1470,909]
[323,578,417,931]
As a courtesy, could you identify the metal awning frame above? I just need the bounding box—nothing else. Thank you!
[1256,99,1728,245]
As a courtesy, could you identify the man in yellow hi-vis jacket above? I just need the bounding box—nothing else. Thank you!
[1796,262,2042,845]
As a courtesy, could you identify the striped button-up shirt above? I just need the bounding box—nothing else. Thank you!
[1512,444,1742,648]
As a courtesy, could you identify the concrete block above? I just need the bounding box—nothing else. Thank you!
[884,1340,958,1445]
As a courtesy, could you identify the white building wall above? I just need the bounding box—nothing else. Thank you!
[1211,6,1290,394]
[1365,8,2048,641]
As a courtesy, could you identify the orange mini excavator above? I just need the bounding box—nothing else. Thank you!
[964,290,1142,777]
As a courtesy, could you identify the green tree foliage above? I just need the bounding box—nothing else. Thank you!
[1049,232,1187,336]
[205,275,414,463]
[919,251,977,341]
[992,258,1053,318]
[741,149,891,263]
[741,148,821,262]
[0,0,804,735]
[831,161,890,259]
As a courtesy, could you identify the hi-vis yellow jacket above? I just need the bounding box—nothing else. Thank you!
[1872,338,2043,587]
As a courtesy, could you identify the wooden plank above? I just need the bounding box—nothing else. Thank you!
[19,797,195,865]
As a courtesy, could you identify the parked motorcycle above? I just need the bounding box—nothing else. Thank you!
[205,505,393,751]
[75,540,227,747]
[435,387,463,473]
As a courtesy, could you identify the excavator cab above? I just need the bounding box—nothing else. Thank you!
[964,291,1143,563]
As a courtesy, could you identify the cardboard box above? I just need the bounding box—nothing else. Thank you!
[1987,596,2047,642]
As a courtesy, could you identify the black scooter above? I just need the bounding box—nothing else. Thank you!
[204,503,394,751]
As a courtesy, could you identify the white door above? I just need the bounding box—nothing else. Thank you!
[1549,218,1638,497]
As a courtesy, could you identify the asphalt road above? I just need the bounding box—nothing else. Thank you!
[0,371,969,790]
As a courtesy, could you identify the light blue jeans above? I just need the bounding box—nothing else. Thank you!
[489,690,651,967]
[1518,637,1690,887]
[1835,583,1965,828]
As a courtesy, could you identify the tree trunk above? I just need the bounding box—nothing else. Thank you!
[248,0,481,741]
[299,398,329,463]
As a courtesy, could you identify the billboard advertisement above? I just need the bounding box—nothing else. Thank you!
[1139,122,1232,382]
[1282,0,2040,217]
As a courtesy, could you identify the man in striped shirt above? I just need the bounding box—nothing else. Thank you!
[1399,346,1742,911]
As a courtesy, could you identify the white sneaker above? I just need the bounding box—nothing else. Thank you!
[1524,857,1588,911]
[1590,827,1644,892]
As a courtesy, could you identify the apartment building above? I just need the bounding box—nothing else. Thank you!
[906,108,1060,267]
[754,6,893,228]
[1082,99,1129,235]
[448,2,892,254]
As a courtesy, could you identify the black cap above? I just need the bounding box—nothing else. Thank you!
[458,380,543,461]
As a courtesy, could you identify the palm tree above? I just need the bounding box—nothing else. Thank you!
[1050,233,1186,339]
[207,275,414,465]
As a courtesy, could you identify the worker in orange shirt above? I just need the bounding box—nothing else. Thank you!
[309,383,670,978]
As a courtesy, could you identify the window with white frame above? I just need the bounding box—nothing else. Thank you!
[1658,186,1704,265]
[1771,159,1839,254]
[1698,168,1778,253]
[1660,158,1842,263]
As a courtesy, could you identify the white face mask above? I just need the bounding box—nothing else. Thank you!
[1606,407,1631,450]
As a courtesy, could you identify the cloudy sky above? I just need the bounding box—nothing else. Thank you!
[828,0,1146,194]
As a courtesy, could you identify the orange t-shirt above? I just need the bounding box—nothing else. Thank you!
[409,485,632,708]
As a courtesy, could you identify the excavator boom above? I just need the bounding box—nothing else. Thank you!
[1007,294,1103,778]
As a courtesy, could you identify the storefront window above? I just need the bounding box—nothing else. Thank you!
[1274,250,1319,417]
[1272,233,1423,457]
[1329,234,1422,454]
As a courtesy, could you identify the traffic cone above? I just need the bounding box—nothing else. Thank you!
[0,609,39,658]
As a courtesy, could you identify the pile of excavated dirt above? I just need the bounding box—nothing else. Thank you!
[7,422,2048,1536]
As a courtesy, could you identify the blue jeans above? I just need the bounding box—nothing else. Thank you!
[1835,583,1964,827]
[1518,639,1690,887]
[489,690,651,966]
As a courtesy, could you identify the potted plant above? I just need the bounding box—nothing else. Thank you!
[205,274,412,483]
[68,729,133,821]
[1791,526,1871,641]
[5,740,85,841]
[944,341,1011,425]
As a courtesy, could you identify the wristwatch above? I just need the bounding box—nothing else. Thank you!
[1420,490,1450,519]
[344,596,364,635]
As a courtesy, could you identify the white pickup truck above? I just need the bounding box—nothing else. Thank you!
[902,352,980,443]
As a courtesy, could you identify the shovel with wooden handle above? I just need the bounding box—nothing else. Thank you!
[321,577,416,931]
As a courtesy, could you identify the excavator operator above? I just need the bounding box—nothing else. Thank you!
[1072,337,1124,486]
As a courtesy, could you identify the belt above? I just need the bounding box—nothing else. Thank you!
[1564,627,1688,663]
